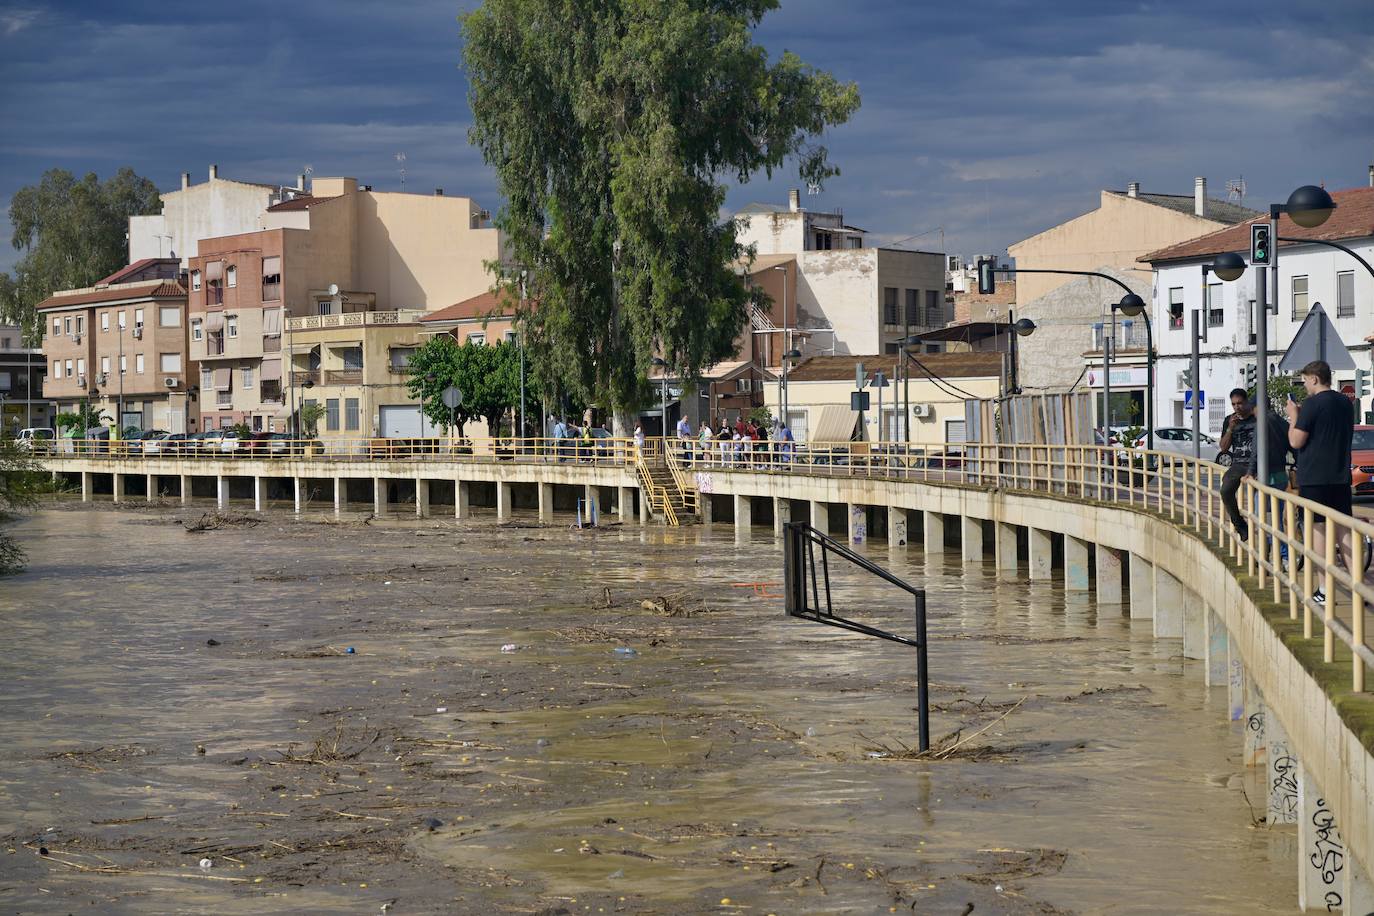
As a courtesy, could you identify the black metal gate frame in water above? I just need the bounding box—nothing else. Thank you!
[782,521,930,751]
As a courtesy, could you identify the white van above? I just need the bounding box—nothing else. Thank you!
[16,427,55,451]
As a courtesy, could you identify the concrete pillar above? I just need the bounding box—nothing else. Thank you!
[112,473,125,504]
[455,480,470,519]
[215,475,227,510]
[1128,554,1154,620]
[81,471,91,502]
[1064,536,1090,590]
[1095,544,1123,605]
[775,497,793,539]
[179,474,191,504]
[809,501,828,537]
[1204,608,1228,687]
[701,494,714,525]
[961,516,983,563]
[373,477,385,516]
[994,521,1017,570]
[1152,566,1184,639]
[584,485,597,522]
[1181,592,1206,660]
[618,486,632,523]
[1243,681,1265,767]
[1227,640,1245,721]
[1264,712,1298,827]
[333,476,343,515]
[496,481,511,520]
[734,494,752,536]
[923,511,946,555]
[539,482,554,522]
[639,487,651,524]
[253,476,266,512]
[292,477,302,514]
[145,473,156,502]
[1028,528,1052,580]
[847,503,866,545]
[415,477,430,518]
[888,506,909,548]
[1297,766,1373,912]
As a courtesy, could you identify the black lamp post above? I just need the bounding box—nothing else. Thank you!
[1111,292,1154,452]
[781,348,801,431]
[651,357,669,437]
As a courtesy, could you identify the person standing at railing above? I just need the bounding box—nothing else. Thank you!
[675,414,692,467]
[1286,359,1355,601]
[698,420,714,467]
[1220,389,1259,539]
[633,421,645,457]
[779,423,795,464]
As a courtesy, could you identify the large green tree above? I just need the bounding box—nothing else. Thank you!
[0,168,162,339]
[405,336,525,436]
[0,435,44,575]
[461,0,859,412]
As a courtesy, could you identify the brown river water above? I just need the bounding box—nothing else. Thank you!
[0,501,1299,914]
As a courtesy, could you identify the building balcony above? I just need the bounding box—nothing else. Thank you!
[323,369,363,385]
[292,370,320,387]
[286,309,425,332]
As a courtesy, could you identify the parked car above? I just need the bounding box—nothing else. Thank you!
[145,432,191,456]
[127,429,169,454]
[15,427,55,451]
[1351,426,1374,498]
[199,429,233,453]
[1132,427,1223,463]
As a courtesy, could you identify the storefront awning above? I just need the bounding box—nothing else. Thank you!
[204,312,225,332]
[261,308,282,335]
[214,367,231,390]
[260,359,282,382]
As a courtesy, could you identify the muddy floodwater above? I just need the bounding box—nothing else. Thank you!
[0,503,1300,914]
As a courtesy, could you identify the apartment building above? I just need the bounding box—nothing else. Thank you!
[128,164,298,266]
[0,324,51,434]
[189,177,504,431]
[37,264,198,432]
[734,191,947,357]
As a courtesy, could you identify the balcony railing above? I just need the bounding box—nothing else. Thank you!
[263,336,281,353]
[291,370,320,387]
[216,391,232,407]
[323,369,363,385]
[1090,323,1148,352]
[286,309,425,332]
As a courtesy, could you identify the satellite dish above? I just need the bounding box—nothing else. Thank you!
[327,283,339,297]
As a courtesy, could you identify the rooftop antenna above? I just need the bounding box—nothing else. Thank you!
[1226,176,1246,206]
[396,152,407,189]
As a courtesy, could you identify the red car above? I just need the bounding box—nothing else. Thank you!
[1351,425,1374,496]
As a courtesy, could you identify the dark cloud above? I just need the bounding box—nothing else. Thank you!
[2,0,1371,275]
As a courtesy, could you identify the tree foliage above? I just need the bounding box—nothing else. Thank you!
[0,168,162,338]
[404,336,524,435]
[461,0,859,412]
[0,435,44,575]
[55,403,110,436]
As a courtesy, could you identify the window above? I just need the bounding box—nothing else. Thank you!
[0,372,10,391]
[317,299,333,315]
[904,289,919,326]
[241,366,254,388]
[883,287,898,325]
[262,256,282,301]
[52,318,60,337]
[101,356,110,375]
[325,398,340,431]
[191,270,202,291]
[1208,395,1224,434]
[1247,299,1257,345]
[76,358,85,378]
[926,290,942,326]
[52,360,60,378]
[1337,270,1355,318]
[884,342,899,354]
[119,355,126,374]
[159,306,180,327]
[1207,283,1223,328]
[134,308,144,328]
[191,320,203,341]
[226,265,237,288]
[340,346,363,370]
[389,347,416,370]
[64,316,72,335]
[504,330,517,343]
[945,418,967,444]
[227,316,238,339]
[135,353,145,374]
[1292,275,1309,319]
[201,368,213,391]
[160,353,181,373]
[118,310,127,330]
[65,359,73,377]
[814,231,833,250]
[1168,287,1184,330]
[345,397,360,431]
[466,333,486,346]
[75,315,85,335]
[101,312,109,332]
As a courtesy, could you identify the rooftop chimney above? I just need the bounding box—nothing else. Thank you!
[1194,176,1206,218]
[1368,164,1373,188]
[435,188,444,196]
[787,189,800,213]
[181,172,190,190]
[209,164,219,181]
[1127,181,1140,198]
[296,174,306,191]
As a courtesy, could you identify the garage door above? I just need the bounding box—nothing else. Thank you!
[379,405,427,438]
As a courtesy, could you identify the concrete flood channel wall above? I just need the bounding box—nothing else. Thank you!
[50,455,1374,912]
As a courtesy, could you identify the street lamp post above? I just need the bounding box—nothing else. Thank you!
[1112,293,1152,452]
[1256,186,1336,483]
[1190,254,1246,459]
[651,357,669,439]
[1007,312,1036,395]
[780,348,801,431]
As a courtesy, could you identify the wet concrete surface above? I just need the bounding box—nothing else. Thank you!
[0,501,1299,913]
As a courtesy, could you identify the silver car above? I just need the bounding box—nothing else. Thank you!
[1134,427,1224,463]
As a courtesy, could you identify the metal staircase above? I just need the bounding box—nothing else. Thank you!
[636,440,698,526]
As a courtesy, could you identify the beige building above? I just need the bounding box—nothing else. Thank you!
[38,263,199,433]
[1005,178,1259,393]
[129,165,295,267]
[734,192,948,358]
[762,352,1002,446]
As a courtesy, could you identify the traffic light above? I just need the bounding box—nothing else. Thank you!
[1243,363,1257,388]
[1251,223,1272,266]
[1356,368,1370,399]
[1180,367,1193,389]
[977,258,996,295]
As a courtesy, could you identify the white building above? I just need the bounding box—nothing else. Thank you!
[128,165,300,267]
[734,191,947,357]
[1144,183,1374,434]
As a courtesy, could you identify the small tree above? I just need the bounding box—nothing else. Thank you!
[298,403,326,438]
[405,336,524,436]
[56,403,109,437]
[0,434,44,575]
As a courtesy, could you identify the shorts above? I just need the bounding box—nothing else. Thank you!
[1299,483,1353,518]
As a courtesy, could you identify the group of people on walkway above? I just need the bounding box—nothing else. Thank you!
[668,415,795,468]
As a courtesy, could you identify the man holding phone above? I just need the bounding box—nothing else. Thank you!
[1287,360,1355,599]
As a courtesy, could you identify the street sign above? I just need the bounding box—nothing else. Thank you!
[441,386,463,409]
[1341,384,1356,402]
[1184,389,1206,410]
[850,391,871,411]
[1277,303,1355,372]
[870,371,890,388]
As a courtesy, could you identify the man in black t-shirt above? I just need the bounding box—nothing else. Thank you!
[1286,360,1355,590]
[1218,388,1256,538]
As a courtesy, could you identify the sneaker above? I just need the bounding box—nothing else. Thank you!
[1311,589,1325,605]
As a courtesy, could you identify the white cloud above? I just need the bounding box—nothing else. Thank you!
[0,7,39,37]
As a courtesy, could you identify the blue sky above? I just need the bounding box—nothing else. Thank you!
[1,0,1372,277]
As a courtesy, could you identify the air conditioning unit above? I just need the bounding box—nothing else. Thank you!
[72,333,82,344]
[132,326,143,340]
[912,403,934,418]
[164,376,178,389]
